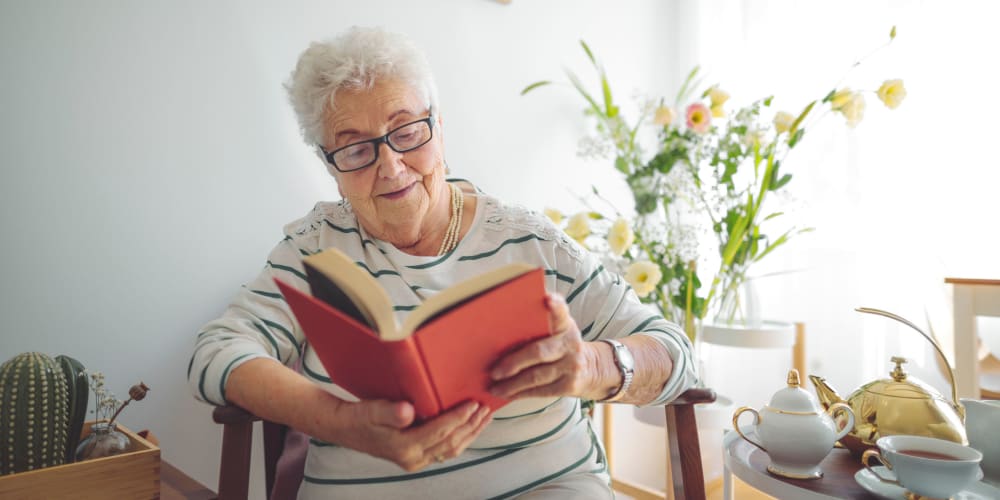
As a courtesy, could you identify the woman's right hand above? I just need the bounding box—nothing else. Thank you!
[227,359,491,472]
[332,399,492,472]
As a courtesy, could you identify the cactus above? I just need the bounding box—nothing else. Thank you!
[0,352,88,475]
[57,355,88,464]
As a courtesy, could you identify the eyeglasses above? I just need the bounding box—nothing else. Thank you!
[319,115,435,173]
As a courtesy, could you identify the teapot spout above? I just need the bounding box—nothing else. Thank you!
[808,375,846,410]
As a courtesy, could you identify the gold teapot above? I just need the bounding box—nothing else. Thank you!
[808,307,967,456]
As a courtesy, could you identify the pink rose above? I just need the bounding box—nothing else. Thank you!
[686,102,711,134]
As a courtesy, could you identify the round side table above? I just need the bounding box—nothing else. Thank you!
[723,427,881,499]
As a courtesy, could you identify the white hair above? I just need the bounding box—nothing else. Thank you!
[284,26,440,146]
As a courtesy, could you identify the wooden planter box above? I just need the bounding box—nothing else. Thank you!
[0,421,160,499]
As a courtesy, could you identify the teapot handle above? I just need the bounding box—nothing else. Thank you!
[828,402,856,441]
[732,406,766,453]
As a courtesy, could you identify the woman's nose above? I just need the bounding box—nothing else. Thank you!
[376,143,406,178]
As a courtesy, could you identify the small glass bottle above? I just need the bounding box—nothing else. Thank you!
[75,422,130,461]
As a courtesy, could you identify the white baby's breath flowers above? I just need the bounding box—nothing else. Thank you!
[577,135,612,160]
[624,261,663,298]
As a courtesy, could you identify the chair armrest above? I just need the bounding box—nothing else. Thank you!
[212,404,260,425]
[664,387,716,500]
[666,387,716,407]
[213,405,258,500]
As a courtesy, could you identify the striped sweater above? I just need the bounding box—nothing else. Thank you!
[188,185,697,499]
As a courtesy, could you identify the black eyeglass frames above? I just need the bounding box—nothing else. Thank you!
[318,115,435,173]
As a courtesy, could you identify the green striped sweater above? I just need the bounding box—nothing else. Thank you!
[188,186,697,499]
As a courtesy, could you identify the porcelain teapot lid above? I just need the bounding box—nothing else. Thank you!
[767,369,822,413]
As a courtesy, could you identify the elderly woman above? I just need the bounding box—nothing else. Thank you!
[189,27,696,499]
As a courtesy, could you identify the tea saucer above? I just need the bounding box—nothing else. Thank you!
[855,466,1000,500]
[854,466,906,500]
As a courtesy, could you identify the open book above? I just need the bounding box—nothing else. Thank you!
[274,248,550,420]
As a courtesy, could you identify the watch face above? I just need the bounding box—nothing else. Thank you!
[617,344,635,371]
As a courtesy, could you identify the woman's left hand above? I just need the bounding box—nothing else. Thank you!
[488,293,606,401]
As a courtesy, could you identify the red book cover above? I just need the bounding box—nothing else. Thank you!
[275,267,549,420]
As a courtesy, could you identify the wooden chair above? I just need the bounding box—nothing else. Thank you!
[211,387,717,500]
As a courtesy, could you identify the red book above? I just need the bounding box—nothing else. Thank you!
[274,248,550,420]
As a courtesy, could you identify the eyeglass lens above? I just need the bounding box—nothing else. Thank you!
[333,119,432,171]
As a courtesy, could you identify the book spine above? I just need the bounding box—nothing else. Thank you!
[385,339,441,420]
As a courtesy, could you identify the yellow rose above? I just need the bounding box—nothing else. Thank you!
[544,207,563,225]
[624,261,662,298]
[564,212,591,241]
[830,88,854,110]
[708,87,730,107]
[773,111,795,134]
[876,79,906,109]
[842,92,866,127]
[708,87,729,118]
[606,218,634,256]
[653,105,676,126]
[831,89,865,127]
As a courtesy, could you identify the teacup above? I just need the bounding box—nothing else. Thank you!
[862,435,983,499]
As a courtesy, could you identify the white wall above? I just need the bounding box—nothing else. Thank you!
[0,0,681,495]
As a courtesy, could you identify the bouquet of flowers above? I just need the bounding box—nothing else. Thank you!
[525,28,905,341]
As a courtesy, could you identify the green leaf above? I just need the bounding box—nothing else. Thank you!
[752,229,793,263]
[675,66,701,104]
[614,156,630,174]
[821,89,836,103]
[890,26,897,40]
[772,173,792,191]
[763,212,785,221]
[788,128,805,148]
[520,81,552,95]
[601,75,617,118]
[789,101,816,134]
[580,40,597,66]
[565,70,603,117]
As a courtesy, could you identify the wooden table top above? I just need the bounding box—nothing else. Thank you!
[945,277,1000,286]
[161,461,215,500]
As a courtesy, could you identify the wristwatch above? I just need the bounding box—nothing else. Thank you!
[599,339,635,402]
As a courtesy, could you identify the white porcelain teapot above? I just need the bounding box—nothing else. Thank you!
[732,369,856,479]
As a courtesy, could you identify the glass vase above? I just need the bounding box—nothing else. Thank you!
[713,279,762,328]
[75,422,130,461]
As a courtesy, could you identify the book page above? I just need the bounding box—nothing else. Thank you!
[395,263,536,340]
[303,248,399,336]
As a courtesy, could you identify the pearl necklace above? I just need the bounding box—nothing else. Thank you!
[437,183,464,256]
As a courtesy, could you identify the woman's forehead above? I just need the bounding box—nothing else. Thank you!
[328,80,425,129]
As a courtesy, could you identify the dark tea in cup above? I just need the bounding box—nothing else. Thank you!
[898,449,960,460]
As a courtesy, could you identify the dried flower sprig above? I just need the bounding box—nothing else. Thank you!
[87,371,150,426]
